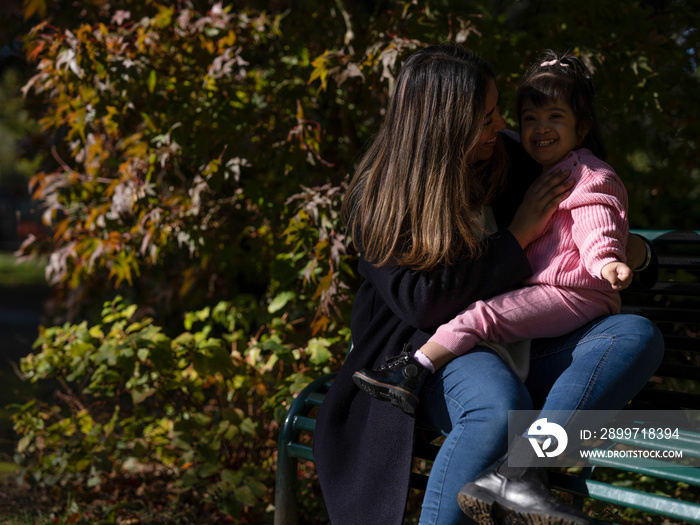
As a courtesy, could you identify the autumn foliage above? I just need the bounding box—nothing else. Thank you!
[9,0,700,522]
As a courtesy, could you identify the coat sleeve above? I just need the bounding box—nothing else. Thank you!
[358,229,532,330]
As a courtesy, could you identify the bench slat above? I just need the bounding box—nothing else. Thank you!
[305,392,326,407]
[293,415,316,433]
[658,255,700,270]
[643,281,700,296]
[655,362,700,380]
[414,441,442,461]
[581,481,700,523]
[660,335,700,352]
[549,474,700,522]
[632,388,700,410]
[611,432,700,459]
[631,230,700,243]
[584,455,700,486]
[287,442,314,461]
[620,306,700,323]
[409,472,429,491]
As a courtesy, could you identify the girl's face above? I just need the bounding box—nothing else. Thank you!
[469,79,506,163]
[520,99,581,172]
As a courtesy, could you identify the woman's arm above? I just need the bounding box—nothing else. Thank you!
[627,233,659,288]
[626,234,649,270]
[358,229,531,330]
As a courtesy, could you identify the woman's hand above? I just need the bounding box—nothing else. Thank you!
[625,233,648,270]
[508,170,574,249]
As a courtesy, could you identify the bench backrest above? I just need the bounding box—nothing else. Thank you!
[623,230,700,411]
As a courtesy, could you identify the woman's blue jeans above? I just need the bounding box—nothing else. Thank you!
[414,314,664,525]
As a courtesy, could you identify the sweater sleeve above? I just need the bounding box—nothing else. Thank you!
[567,162,629,280]
[358,229,532,330]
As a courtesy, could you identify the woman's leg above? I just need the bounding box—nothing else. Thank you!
[455,314,663,525]
[526,314,664,423]
[416,348,533,525]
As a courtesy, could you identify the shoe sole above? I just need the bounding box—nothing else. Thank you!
[496,507,588,525]
[457,484,497,525]
[352,371,419,416]
[458,486,589,525]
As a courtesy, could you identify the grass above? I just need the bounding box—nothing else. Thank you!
[0,251,53,524]
[0,462,53,525]
[0,460,17,479]
[0,252,46,286]
[0,250,49,455]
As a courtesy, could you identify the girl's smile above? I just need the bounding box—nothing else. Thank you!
[520,101,580,172]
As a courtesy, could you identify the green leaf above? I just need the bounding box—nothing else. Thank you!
[221,468,244,486]
[267,291,296,313]
[197,461,222,478]
[307,338,332,365]
[137,347,150,362]
[147,70,157,94]
[239,418,256,437]
[193,413,212,427]
[234,485,257,506]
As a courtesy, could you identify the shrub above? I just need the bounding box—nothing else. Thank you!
[14,296,346,522]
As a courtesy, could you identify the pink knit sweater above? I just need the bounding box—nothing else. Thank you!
[525,148,628,290]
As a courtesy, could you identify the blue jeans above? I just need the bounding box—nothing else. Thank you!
[414,314,664,525]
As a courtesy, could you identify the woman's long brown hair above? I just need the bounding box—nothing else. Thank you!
[342,44,507,271]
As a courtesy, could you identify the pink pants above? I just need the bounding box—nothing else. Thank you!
[430,284,621,356]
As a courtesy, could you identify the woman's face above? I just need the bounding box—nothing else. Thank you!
[469,79,506,163]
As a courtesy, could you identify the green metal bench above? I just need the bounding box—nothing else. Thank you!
[275,230,700,525]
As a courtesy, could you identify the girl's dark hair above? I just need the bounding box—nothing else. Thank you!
[516,50,607,159]
[341,44,507,270]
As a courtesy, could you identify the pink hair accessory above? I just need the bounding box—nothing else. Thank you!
[541,59,569,68]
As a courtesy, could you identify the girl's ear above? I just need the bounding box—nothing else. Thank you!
[578,121,592,144]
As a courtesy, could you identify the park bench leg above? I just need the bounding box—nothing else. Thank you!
[275,442,299,525]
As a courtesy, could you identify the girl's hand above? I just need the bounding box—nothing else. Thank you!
[602,261,633,290]
[508,170,574,249]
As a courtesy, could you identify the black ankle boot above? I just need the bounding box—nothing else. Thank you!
[352,345,429,416]
[457,436,591,525]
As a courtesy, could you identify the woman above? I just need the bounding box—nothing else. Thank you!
[312,44,663,525]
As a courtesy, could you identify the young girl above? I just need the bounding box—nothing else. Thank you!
[353,50,638,415]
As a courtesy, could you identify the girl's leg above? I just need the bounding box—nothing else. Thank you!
[353,286,613,417]
[416,348,533,525]
[430,285,616,357]
[526,314,664,423]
